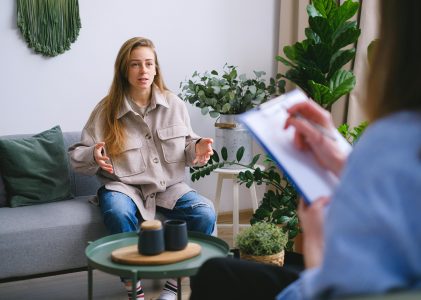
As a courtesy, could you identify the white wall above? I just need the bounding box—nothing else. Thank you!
[0,0,279,212]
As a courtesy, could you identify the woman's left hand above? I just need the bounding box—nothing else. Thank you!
[194,138,214,165]
[298,196,330,269]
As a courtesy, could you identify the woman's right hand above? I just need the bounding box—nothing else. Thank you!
[284,100,347,176]
[94,142,114,174]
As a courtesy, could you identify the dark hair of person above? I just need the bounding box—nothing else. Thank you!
[365,1,421,121]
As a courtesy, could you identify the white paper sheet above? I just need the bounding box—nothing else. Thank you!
[239,89,352,204]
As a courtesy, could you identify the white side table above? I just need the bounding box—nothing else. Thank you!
[213,165,264,239]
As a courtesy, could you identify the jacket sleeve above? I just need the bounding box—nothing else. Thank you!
[182,102,202,167]
[68,127,100,176]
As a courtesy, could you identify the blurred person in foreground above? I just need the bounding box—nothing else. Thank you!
[189,1,421,299]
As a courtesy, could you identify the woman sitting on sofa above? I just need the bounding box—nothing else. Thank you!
[68,37,216,300]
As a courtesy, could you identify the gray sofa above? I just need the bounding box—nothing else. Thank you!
[0,131,109,281]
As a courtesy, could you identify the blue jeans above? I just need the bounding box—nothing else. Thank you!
[98,187,216,235]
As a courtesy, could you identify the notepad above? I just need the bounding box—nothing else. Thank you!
[239,89,352,204]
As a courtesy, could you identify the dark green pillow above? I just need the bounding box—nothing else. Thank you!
[0,126,73,207]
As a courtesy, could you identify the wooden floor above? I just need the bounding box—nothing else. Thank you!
[0,210,253,300]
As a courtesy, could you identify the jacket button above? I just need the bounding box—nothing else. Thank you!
[145,134,151,140]
[153,157,159,163]
[150,193,155,198]
[160,180,165,186]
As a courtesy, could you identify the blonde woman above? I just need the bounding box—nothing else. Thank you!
[69,37,215,300]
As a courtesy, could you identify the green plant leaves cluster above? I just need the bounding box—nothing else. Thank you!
[179,64,285,117]
[338,121,368,144]
[190,147,299,251]
[235,222,288,256]
[276,0,360,109]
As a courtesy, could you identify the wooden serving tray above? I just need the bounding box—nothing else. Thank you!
[111,242,201,265]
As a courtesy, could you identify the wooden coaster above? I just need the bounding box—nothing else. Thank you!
[111,242,201,266]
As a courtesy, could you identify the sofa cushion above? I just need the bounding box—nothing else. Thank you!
[0,196,109,279]
[0,126,73,207]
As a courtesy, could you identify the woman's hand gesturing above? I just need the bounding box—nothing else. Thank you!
[94,142,114,174]
[194,138,214,165]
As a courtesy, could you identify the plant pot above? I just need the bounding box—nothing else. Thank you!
[240,250,285,266]
[214,114,253,169]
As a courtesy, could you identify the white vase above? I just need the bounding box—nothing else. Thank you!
[214,114,253,169]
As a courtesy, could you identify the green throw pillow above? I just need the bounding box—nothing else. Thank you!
[0,126,73,207]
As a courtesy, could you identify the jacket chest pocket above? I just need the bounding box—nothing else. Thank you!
[157,125,189,163]
[112,139,146,177]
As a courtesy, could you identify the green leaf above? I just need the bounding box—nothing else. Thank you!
[212,150,220,163]
[332,0,359,28]
[249,154,260,168]
[209,111,220,118]
[221,103,231,113]
[332,24,361,51]
[248,85,257,95]
[236,146,245,162]
[211,70,218,75]
[328,49,355,79]
[197,90,205,100]
[212,86,221,94]
[308,43,332,73]
[305,28,321,44]
[308,81,333,107]
[201,107,209,115]
[221,147,228,161]
[275,55,296,68]
[309,16,333,44]
[329,69,356,104]
[253,70,265,78]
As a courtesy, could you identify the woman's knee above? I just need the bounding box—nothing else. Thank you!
[191,200,216,234]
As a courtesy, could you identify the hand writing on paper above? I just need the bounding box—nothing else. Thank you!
[94,142,114,174]
[194,138,214,165]
[284,100,346,176]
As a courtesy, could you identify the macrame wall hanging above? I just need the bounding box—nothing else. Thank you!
[17,0,81,57]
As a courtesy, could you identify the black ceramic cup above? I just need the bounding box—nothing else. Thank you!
[138,220,165,256]
[164,219,188,251]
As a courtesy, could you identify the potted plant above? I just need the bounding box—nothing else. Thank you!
[236,222,288,266]
[276,0,361,110]
[179,64,285,167]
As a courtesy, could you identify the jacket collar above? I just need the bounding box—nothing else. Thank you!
[117,84,169,119]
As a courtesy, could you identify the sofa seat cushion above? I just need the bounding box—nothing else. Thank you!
[0,196,108,279]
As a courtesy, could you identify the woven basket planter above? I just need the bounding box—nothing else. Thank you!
[240,250,285,267]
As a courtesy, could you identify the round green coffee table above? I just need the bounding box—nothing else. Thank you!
[86,231,230,300]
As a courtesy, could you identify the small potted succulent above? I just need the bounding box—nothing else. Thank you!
[236,222,288,266]
[179,64,285,168]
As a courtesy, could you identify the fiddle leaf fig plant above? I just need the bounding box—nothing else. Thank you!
[179,64,285,118]
[276,0,361,110]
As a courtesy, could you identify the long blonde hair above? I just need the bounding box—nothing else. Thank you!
[365,1,421,121]
[90,37,168,156]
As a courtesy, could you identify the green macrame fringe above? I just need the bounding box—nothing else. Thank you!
[17,0,81,57]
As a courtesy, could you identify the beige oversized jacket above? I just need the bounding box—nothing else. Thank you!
[68,86,201,220]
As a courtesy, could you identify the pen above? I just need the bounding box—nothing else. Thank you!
[292,113,337,141]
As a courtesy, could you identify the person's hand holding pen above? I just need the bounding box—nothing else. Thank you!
[284,100,347,177]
